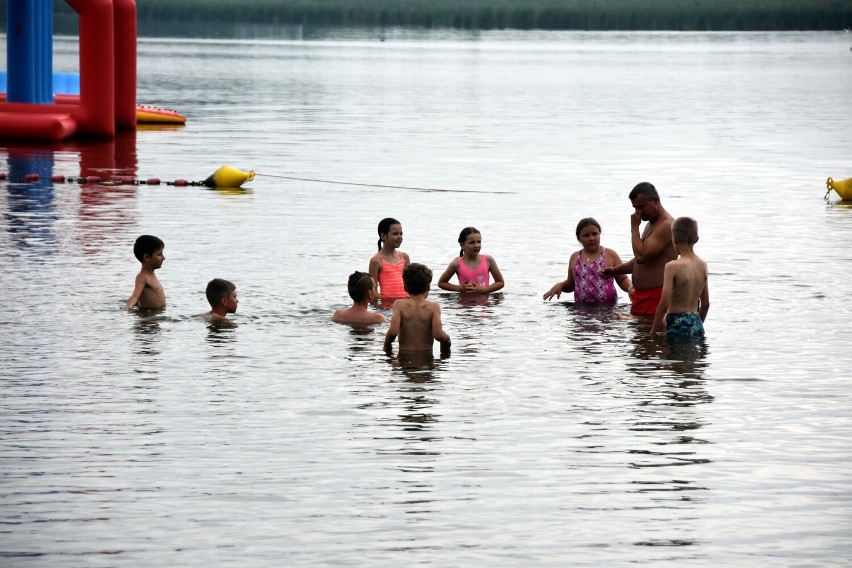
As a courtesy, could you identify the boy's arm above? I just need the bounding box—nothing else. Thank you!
[384,304,401,352]
[650,264,675,333]
[698,271,710,322]
[126,273,146,309]
[431,304,450,346]
[438,259,461,292]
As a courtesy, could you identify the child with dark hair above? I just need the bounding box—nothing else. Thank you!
[543,218,633,304]
[206,278,239,321]
[438,226,505,294]
[331,271,387,325]
[127,235,166,309]
[384,263,450,354]
[369,217,410,303]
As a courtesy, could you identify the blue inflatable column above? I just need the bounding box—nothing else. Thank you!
[7,0,53,103]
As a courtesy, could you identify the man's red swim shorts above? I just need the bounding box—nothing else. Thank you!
[631,286,663,316]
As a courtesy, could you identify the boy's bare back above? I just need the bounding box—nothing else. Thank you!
[665,253,708,315]
[385,296,449,352]
[331,305,386,326]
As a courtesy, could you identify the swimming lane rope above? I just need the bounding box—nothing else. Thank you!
[254,172,515,194]
[0,167,515,193]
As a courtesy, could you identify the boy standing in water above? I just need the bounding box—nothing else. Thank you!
[651,217,709,337]
[384,263,451,354]
[206,278,239,321]
[127,235,166,309]
[332,271,387,325]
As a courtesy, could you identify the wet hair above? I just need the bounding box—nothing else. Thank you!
[575,218,601,239]
[628,181,659,201]
[672,216,699,246]
[133,234,164,261]
[457,226,480,257]
[206,278,236,308]
[347,271,374,302]
[377,217,401,251]
[402,263,432,296]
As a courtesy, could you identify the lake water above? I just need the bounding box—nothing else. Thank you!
[2,29,852,566]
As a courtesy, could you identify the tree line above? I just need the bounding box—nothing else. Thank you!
[41,0,852,31]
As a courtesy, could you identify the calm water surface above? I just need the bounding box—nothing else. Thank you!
[2,29,852,565]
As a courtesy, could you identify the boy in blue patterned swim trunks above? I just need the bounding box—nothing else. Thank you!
[650,217,709,338]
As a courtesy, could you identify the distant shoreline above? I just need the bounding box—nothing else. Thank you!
[10,0,852,34]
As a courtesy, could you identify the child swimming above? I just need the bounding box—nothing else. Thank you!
[206,278,239,321]
[369,217,410,302]
[438,226,505,294]
[331,271,387,325]
[543,217,633,303]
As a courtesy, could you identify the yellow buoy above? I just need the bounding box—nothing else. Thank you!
[205,165,255,188]
[204,165,255,188]
[826,177,852,200]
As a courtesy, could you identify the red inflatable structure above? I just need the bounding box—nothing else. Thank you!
[0,0,137,141]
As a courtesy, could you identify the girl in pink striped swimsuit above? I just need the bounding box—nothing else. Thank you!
[369,217,410,302]
[438,227,505,295]
[543,218,633,304]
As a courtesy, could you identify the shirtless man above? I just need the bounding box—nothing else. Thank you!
[600,182,678,316]
[384,263,451,355]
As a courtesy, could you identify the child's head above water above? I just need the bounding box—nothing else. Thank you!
[133,234,164,262]
[377,217,402,251]
[206,278,237,309]
[575,217,601,239]
[457,226,480,256]
[347,271,374,302]
[402,263,432,296]
[672,216,699,246]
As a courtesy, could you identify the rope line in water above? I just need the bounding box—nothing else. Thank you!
[1,169,515,194]
[254,172,515,194]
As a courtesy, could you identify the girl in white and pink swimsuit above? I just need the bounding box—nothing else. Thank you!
[438,227,505,295]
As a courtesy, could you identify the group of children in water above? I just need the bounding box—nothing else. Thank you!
[128,182,710,354]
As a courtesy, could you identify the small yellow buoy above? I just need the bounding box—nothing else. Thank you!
[826,177,852,200]
[203,165,255,188]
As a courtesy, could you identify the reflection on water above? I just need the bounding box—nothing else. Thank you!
[2,133,139,256]
[131,308,164,356]
[4,150,56,254]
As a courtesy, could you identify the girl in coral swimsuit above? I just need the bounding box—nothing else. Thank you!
[438,226,505,295]
[543,217,634,304]
[369,217,411,303]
